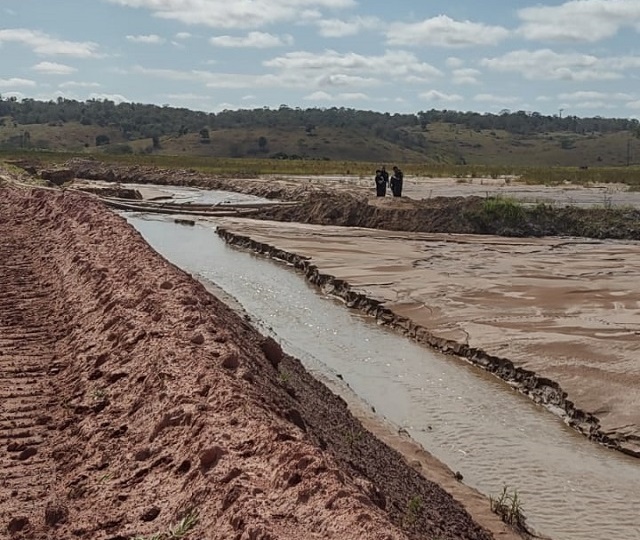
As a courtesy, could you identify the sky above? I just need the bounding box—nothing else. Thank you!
[1,0,640,118]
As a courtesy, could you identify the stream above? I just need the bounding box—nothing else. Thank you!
[123,190,640,540]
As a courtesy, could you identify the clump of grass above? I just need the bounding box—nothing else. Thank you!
[131,509,199,540]
[278,369,291,384]
[344,428,362,449]
[482,196,524,222]
[403,495,423,527]
[489,486,527,531]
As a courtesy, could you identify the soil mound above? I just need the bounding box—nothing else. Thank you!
[0,184,493,540]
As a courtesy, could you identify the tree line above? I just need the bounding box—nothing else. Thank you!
[1,95,638,142]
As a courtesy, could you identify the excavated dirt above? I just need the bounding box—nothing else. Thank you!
[0,183,495,540]
[47,159,640,241]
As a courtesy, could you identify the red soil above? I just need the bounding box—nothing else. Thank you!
[0,184,493,540]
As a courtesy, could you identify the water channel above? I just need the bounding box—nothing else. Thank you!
[124,191,640,540]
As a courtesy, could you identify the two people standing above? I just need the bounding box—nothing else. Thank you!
[374,165,403,197]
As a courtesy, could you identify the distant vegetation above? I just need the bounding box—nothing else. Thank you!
[1,95,640,167]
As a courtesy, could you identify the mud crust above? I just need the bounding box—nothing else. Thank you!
[216,228,640,458]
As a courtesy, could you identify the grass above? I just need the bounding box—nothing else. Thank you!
[481,196,525,222]
[489,486,527,531]
[278,369,291,384]
[403,495,423,528]
[344,428,363,449]
[131,509,199,540]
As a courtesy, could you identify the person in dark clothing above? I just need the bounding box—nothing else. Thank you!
[380,165,389,185]
[374,169,387,196]
[390,165,403,197]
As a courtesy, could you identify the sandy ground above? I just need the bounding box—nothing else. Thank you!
[0,181,501,539]
[216,218,640,455]
[276,175,640,208]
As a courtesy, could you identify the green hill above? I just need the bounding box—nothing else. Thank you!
[1,97,639,167]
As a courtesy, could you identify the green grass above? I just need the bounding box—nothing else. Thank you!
[131,509,199,540]
[482,196,525,222]
[403,495,423,528]
[489,486,527,531]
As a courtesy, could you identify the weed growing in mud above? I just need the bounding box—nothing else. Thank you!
[344,428,363,449]
[403,495,423,527]
[92,388,107,401]
[131,509,199,540]
[278,369,291,384]
[489,485,527,531]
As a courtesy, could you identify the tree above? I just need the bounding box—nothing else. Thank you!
[258,136,268,152]
[199,128,210,144]
[95,134,110,146]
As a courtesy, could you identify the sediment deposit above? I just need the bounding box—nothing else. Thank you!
[0,182,494,539]
[216,219,640,458]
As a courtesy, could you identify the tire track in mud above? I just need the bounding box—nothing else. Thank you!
[0,224,59,527]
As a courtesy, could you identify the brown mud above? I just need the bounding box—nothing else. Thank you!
[49,159,640,240]
[0,183,497,539]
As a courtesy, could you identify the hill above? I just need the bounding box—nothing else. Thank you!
[1,97,639,166]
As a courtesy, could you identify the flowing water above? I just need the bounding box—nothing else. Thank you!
[127,211,640,540]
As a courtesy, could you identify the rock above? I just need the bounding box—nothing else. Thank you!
[140,506,160,522]
[39,168,74,185]
[7,517,29,534]
[200,446,225,472]
[190,333,205,345]
[221,351,239,370]
[44,502,68,526]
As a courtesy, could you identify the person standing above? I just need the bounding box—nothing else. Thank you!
[390,165,404,197]
[380,165,389,186]
[374,169,387,196]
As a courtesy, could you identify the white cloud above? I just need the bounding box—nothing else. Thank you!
[315,16,380,37]
[452,68,481,85]
[59,81,101,88]
[0,77,36,89]
[175,32,192,40]
[519,0,640,43]
[558,91,633,101]
[387,15,509,47]
[106,0,357,29]
[337,92,368,100]
[481,49,621,81]
[627,100,640,109]
[242,94,256,100]
[445,57,464,69]
[126,34,165,44]
[0,28,100,57]
[165,92,210,100]
[304,91,332,100]
[264,49,442,82]
[419,90,463,103]
[32,61,77,75]
[210,32,293,48]
[474,93,519,104]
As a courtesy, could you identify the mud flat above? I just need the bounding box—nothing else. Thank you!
[0,183,497,539]
[216,219,640,457]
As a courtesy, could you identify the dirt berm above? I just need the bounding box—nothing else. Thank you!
[53,159,640,240]
[0,183,496,540]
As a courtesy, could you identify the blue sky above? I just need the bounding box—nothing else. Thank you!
[2,0,640,118]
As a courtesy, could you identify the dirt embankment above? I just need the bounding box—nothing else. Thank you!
[0,185,495,540]
[50,159,640,240]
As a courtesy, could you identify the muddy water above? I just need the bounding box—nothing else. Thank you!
[128,214,640,540]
